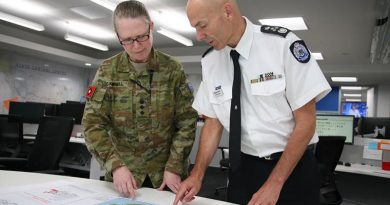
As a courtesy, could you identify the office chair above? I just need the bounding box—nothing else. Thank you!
[0,114,24,157]
[315,136,346,205]
[214,146,229,196]
[0,116,74,173]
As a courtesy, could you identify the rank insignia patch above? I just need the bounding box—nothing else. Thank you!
[85,85,96,99]
[289,40,310,63]
[261,25,291,38]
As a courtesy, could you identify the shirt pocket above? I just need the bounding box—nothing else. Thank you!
[110,85,134,134]
[89,88,106,109]
[209,85,232,128]
[250,78,285,96]
[250,79,291,121]
[157,86,175,128]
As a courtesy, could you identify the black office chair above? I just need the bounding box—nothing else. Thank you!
[315,136,346,205]
[214,146,229,196]
[0,114,24,157]
[0,116,74,173]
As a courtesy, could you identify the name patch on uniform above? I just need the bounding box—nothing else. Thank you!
[85,85,96,99]
[213,85,224,97]
[289,40,310,63]
[251,72,283,84]
[108,81,124,87]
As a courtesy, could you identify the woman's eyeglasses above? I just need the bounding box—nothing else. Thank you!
[119,25,150,45]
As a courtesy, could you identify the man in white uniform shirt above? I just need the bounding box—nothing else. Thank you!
[174,0,331,205]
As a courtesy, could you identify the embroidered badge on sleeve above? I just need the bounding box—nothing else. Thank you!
[289,40,311,63]
[85,85,96,99]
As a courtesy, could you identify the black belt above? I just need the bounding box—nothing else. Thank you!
[243,144,315,161]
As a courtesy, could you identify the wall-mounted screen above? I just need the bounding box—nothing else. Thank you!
[9,101,46,123]
[316,115,354,144]
[341,102,367,117]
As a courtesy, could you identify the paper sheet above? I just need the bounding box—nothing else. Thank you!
[0,181,156,205]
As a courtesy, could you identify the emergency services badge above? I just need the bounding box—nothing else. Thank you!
[289,40,310,63]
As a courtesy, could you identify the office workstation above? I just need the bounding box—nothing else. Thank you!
[1,0,390,205]
[313,113,390,205]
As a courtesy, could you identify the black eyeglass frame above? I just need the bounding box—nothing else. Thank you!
[118,24,151,45]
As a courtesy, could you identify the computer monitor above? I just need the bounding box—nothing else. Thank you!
[316,115,354,144]
[56,103,85,124]
[360,117,390,139]
[40,103,58,116]
[9,101,46,123]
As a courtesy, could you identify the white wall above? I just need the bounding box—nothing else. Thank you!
[376,85,390,117]
[0,51,89,114]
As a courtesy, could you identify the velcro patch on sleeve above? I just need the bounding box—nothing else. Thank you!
[85,85,96,99]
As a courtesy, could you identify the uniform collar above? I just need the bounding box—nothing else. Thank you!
[227,16,253,60]
[117,48,160,73]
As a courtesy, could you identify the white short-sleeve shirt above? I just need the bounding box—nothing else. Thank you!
[193,17,331,157]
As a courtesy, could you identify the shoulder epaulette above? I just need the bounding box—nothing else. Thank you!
[202,46,214,58]
[260,25,291,38]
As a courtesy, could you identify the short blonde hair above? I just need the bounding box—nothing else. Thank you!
[113,0,151,32]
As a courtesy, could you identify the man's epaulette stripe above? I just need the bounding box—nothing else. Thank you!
[202,47,214,58]
[260,25,291,38]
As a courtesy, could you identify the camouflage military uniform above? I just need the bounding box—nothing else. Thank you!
[82,49,197,187]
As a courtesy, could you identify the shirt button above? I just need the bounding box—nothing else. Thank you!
[140,105,145,109]
[140,111,144,115]
[140,99,145,104]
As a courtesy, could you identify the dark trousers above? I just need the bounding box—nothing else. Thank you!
[142,175,172,192]
[142,175,154,188]
[227,149,320,205]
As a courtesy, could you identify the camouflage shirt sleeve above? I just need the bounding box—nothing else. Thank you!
[165,67,198,176]
[82,64,124,175]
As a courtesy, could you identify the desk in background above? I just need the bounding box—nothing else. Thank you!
[0,170,235,205]
[23,124,105,179]
[336,163,390,178]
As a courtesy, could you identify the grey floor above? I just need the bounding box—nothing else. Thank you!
[197,166,390,205]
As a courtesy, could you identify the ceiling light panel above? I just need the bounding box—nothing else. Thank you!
[65,33,109,51]
[89,0,117,11]
[157,28,193,46]
[258,17,308,30]
[312,52,324,60]
[343,94,362,97]
[341,86,362,90]
[150,9,195,33]
[0,0,53,16]
[0,11,44,31]
[345,99,362,102]
[331,77,357,82]
[70,6,109,20]
[64,21,115,39]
